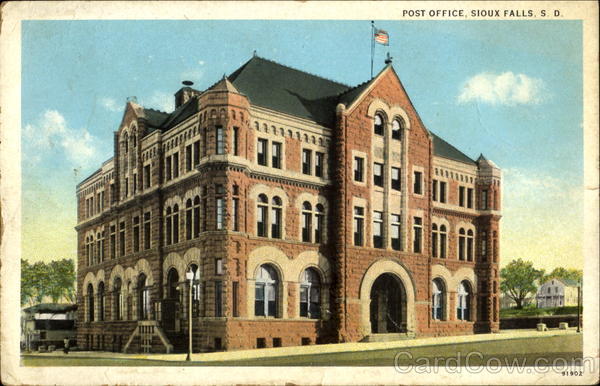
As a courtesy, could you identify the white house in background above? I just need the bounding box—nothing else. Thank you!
[536,279,579,308]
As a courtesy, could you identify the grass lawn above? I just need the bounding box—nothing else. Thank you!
[22,334,583,367]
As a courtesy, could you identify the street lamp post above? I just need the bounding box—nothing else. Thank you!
[576,280,581,333]
[185,269,195,361]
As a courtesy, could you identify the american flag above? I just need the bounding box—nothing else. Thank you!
[374,29,389,45]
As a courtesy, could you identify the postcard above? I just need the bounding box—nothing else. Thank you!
[1,1,598,385]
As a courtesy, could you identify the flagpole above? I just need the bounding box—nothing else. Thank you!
[370,21,374,79]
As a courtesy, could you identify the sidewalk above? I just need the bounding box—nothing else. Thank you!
[25,328,578,363]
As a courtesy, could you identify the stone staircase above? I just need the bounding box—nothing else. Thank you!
[122,320,174,353]
[362,332,416,342]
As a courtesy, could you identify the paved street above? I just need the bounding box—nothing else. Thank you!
[22,329,582,367]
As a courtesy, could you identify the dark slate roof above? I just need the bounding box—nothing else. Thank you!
[559,279,580,287]
[337,64,391,107]
[23,303,77,313]
[431,132,476,165]
[228,56,350,126]
[143,108,170,129]
[160,96,199,130]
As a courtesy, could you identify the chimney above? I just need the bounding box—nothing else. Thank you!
[174,80,195,109]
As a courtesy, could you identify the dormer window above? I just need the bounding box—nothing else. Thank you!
[374,113,384,136]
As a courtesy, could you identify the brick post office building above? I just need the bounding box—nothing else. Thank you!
[76,55,502,353]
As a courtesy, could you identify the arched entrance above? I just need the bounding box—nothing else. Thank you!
[369,273,407,333]
[166,268,180,300]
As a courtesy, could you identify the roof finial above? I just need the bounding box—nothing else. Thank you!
[385,52,393,65]
[253,49,257,57]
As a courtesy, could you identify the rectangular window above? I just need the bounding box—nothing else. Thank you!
[124,178,129,197]
[232,127,239,156]
[271,206,282,239]
[354,157,364,182]
[257,204,267,237]
[413,171,422,194]
[186,144,193,172]
[110,183,115,203]
[216,198,224,230]
[193,140,200,166]
[459,186,465,207]
[315,152,324,177]
[272,142,282,169]
[373,163,384,187]
[302,209,312,242]
[132,173,137,194]
[392,167,401,191]
[202,129,207,156]
[257,138,268,166]
[165,155,172,181]
[391,214,401,251]
[119,221,125,257]
[413,217,422,253]
[440,181,447,203]
[480,231,487,261]
[373,211,383,248]
[467,188,474,209]
[302,149,312,175]
[143,165,151,189]
[214,281,223,317]
[215,258,223,275]
[481,189,488,210]
[432,180,438,201]
[354,206,364,246]
[202,198,207,232]
[144,212,151,249]
[232,281,239,317]
[315,211,324,243]
[232,198,239,231]
[133,216,140,253]
[216,127,224,154]
[110,225,116,259]
[172,152,179,178]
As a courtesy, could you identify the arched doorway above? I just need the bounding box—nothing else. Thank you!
[369,273,406,333]
[166,268,180,300]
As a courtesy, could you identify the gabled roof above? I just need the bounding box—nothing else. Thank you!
[431,132,476,165]
[558,278,580,287]
[131,56,478,168]
[228,56,350,126]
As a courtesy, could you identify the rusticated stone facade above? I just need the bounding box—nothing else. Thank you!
[75,56,501,353]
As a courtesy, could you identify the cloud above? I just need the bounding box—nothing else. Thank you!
[198,60,205,66]
[23,110,99,168]
[100,97,122,112]
[140,91,175,113]
[457,72,545,105]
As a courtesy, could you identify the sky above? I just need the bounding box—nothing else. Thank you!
[21,20,583,272]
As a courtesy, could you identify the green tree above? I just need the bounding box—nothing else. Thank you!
[48,259,76,302]
[500,259,545,309]
[542,267,582,284]
[21,258,76,306]
[21,259,35,306]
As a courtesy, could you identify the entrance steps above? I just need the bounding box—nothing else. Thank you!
[122,320,174,353]
[362,332,416,342]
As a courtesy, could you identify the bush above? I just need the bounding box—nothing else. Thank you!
[500,305,582,318]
